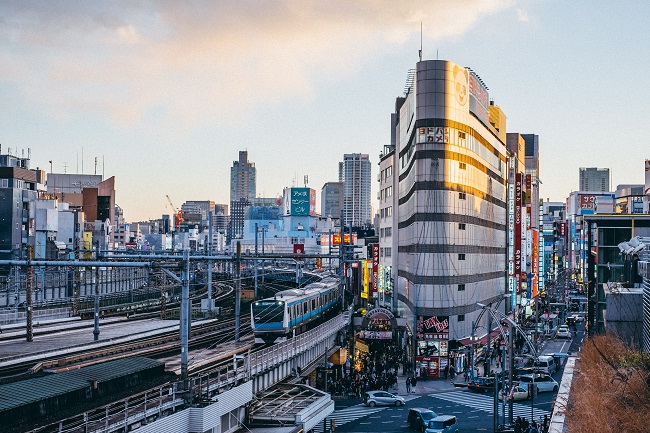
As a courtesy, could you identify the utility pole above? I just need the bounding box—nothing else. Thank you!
[26,245,33,342]
[207,211,213,310]
[235,241,241,342]
[254,223,258,299]
[93,266,100,341]
[180,249,190,388]
[485,309,492,377]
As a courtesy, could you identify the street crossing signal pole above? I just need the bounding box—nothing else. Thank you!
[93,266,100,341]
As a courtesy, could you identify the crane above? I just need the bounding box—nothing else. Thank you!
[166,194,184,230]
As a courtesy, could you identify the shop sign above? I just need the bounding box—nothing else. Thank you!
[358,330,392,339]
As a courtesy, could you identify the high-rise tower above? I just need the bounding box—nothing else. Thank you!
[382,60,509,377]
[338,153,372,227]
[579,167,610,192]
[229,151,256,242]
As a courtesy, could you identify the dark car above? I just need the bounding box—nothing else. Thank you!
[467,376,495,393]
[408,408,438,431]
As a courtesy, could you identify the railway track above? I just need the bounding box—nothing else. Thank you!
[0,313,251,379]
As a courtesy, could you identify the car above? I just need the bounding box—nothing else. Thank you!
[363,390,405,407]
[518,373,559,393]
[499,385,529,401]
[556,325,571,339]
[424,415,459,433]
[467,376,495,393]
[408,408,438,431]
[565,316,577,326]
[533,355,557,375]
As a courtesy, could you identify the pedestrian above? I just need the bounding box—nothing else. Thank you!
[514,416,522,433]
[411,375,418,393]
[405,376,411,393]
[529,420,539,433]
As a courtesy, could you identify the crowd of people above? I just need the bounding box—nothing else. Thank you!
[328,340,404,398]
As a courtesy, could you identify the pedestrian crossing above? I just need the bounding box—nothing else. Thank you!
[429,390,550,419]
[313,395,420,433]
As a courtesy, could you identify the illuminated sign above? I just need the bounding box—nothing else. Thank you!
[418,127,449,144]
[288,187,315,216]
[469,71,489,126]
[372,244,379,297]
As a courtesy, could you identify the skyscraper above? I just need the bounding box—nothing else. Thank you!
[579,167,610,192]
[229,151,256,243]
[382,60,508,376]
[338,153,371,227]
[320,182,343,219]
[230,151,256,203]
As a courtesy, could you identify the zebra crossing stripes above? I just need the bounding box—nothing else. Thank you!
[429,391,550,419]
[312,405,386,433]
[313,395,420,433]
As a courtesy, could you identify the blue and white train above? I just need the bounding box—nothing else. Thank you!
[251,276,342,345]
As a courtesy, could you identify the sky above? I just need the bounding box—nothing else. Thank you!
[1,0,649,222]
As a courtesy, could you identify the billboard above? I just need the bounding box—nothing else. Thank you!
[514,173,523,294]
[469,71,490,126]
[320,233,358,246]
[372,244,379,297]
[416,315,449,341]
[285,187,316,216]
[579,194,597,214]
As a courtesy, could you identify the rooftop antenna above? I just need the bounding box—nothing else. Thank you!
[94,156,98,175]
[304,175,308,187]
[103,155,105,179]
[418,22,423,61]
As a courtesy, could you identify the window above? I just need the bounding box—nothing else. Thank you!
[380,247,384,258]
[459,162,466,170]
[459,223,466,230]
[385,247,392,257]
[386,206,392,217]
[459,192,466,200]
[380,228,385,237]
[458,314,465,322]
[458,284,465,291]
[458,254,465,260]
[385,227,392,237]
[458,131,466,139]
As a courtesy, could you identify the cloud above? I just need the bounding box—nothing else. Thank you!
[517,8,530,22]
[0,1,515,128]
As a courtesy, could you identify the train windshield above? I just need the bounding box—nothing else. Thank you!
[252,300,285,324]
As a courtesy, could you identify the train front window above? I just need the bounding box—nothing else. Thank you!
[252,301,284,324]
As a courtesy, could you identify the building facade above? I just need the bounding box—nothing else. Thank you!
[338,154,372,227]
[229,151,256,244]
[387,60,508,377]
[321,182,343,219]
[579,167,610,192]
[230,151,256,203]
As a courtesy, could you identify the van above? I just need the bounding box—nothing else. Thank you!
[533,355,556,375]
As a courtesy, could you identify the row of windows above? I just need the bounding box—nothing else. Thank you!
[380,206,393,218]
[380,247,392,258]
[380,166,393,182]
[380,227,393,238]
[380,185,393,201]
[0,178,25,189]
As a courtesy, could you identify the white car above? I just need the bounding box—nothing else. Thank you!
[518,374,559,393]
[363,390,405,407]
[556,325,571,339]
[499,385,529,401]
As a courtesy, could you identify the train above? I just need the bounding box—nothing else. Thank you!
[251,275,342,345]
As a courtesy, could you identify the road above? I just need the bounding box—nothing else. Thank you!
[318,313,586,433]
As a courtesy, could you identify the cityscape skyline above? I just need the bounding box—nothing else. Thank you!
[1,1,649,222]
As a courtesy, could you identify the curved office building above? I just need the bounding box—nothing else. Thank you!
[390,60,508,374]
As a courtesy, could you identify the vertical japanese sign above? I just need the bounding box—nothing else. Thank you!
[372,244,379,297]
[514,173,523,294]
